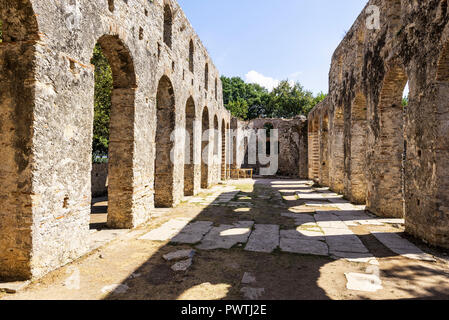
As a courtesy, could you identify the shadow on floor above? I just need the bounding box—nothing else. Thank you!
[102,179,449,300]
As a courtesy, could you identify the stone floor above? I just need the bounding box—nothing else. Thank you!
[2,179,449,300]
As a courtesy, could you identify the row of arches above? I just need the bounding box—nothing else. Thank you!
[308,0,449,249]
[164,4,218,100]
[0,1,231,280]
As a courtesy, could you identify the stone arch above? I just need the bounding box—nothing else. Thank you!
[320,113,330,186]
[329,105,345,193]
[264,122,275,156]
[226,122,231,179]
[436,40,449,82]
[201,107,210,188]
[184,96,196,196]
[368,64,408,218]
[221,119,227,180]
[348,92,368,204]
[163,3,173,48]
[189,39,194,73]
[93,35,137,229]
[205,63,209,91]
[0,0,39,280]
[213,115,219,157]
[155,75,176,207]
[215,78,218,100]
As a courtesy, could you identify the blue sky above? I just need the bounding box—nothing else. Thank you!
[178,0,367,94]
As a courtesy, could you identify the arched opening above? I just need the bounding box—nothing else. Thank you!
[349,93,368,204]
[221,120,227,180]
[205,63,209,91]
[308,118,320,181]
[330,106,345,193]
[184,97,196,196]
[226,123,231,179]
[0,1,39,280]
[163,4,173,48]
[215,78,218,100]
[155,76,176,207]
[320,114,330,186]
[189,40,194,73]
[90,35,137,229]
[213,115,219,158]
[264,123,274,156]
[368,64,408,218]
[201,107,210,188]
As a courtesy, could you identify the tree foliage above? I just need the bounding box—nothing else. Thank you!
[91,44,113,158]
[221,76,326,120]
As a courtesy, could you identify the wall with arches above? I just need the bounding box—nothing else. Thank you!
[0,0,231,280]
[308,0,449,249]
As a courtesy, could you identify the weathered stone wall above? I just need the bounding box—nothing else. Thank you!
[308,0,449,249]
[0,0,230,280]
[91,163,108,198]
[231,117,308,178]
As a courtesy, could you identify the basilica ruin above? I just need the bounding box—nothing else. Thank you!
[308,0,449,249]
[1,0,449,291]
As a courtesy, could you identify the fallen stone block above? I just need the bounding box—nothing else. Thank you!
[241,272,256,285]
[163,249,196,261]
[345,273,383,292]
[171,258,193,272]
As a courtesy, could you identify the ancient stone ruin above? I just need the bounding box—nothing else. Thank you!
[0,0,230,280]
[308,0,449,249]
[1,0,449,289]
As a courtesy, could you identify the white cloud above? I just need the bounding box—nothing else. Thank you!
[245,70,303,91]
[245,71,280,91]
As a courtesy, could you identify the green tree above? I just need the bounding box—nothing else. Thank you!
[266,81,322,118]
[91,44,113,159]
[222,76,326,120]
[221,76,270,119]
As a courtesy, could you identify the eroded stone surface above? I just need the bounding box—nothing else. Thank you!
[171,222,213,244]
[371,232,436,262]
[245,224,279,253]
[197,222,254,250]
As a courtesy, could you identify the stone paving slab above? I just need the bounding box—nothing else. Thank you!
[280,238,329,256]
[196,221,254,250]
[281,229,325,242]
[245,224,280,253]
[371,232,436,261]
[139,218,191,241]
[89,230,129,251]
[331,251,379,265]
[281,212,315,226]
[171,221,214,244]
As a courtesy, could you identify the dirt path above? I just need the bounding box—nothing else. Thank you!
[2,179,449,300]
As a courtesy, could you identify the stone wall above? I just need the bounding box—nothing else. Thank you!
[0,0,231,280]
[91,163,108,198]
[308,0,449,249]
[231,117,308,178]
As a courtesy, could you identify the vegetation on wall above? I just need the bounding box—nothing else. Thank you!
[221,76,327,120]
